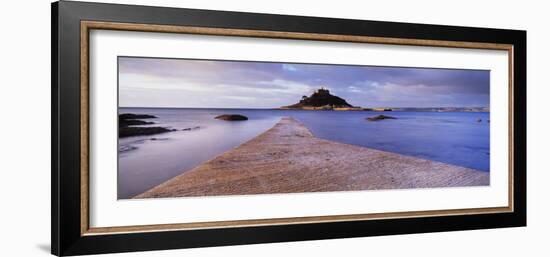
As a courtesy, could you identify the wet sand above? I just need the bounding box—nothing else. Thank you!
[136,117,489,198]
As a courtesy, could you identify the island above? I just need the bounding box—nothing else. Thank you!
[280,87,363,110]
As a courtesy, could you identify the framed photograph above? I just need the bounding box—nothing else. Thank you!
[52,1,526,256]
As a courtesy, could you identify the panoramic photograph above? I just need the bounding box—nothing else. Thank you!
[117,56,490,200]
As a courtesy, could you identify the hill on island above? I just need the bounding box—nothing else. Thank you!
[281,88,357,110]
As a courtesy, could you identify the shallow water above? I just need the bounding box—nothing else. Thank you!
[118,107,490,198]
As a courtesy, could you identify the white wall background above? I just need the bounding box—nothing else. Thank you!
[0,0,547,256]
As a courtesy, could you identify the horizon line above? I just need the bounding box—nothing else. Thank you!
[119,106,490,109]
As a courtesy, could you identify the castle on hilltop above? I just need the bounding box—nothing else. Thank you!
[314,87,330,95]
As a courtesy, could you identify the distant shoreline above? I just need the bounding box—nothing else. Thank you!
[136,117,489,199]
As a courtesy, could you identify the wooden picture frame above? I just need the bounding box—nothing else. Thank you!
[52,1,526,256]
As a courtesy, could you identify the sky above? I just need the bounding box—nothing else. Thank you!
[118,57,490,108]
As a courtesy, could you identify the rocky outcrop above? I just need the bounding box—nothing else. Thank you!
[119,113,158,127]
[367,115,397,121]
[181,126,201,131]
[119,126,175,138]
[281,88,355,110]
[119,113,157,120]
[120,119,155,127]
[118,113,174,138]
[215,114,248,121]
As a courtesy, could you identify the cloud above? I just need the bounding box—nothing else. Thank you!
[118,57,489,108]
[347,86,362,93]
[341,80,488,107]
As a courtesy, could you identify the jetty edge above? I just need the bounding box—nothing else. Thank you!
[136,117,489,198]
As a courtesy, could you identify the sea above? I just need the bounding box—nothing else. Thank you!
[118,107,490,199]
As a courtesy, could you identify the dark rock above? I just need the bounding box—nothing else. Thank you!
[477,118,482,122]
[181,126,201,131]
[119,127,174,138]
[119,113,157,120]
[120,119,155,127]
[150,137,169,141]
[215,114,248,121]
[118,145,138,153]
[118,113,174,138]
[367,115,397,121]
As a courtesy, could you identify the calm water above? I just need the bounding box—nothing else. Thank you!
[118,107,490,199]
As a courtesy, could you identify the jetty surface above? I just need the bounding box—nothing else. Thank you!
[136,117,489,198]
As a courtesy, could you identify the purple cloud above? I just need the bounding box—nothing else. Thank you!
[119,56,490,108]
